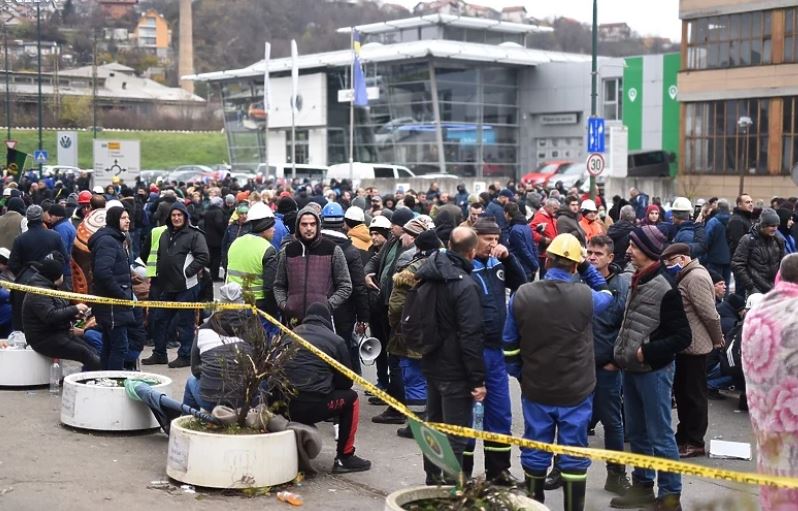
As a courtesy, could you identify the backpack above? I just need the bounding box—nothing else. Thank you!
[400,279,444,355]
[720,322,743,380]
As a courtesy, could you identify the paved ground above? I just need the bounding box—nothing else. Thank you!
[0,349,763,511]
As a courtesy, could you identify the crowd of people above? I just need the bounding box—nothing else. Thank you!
[1,167,797,510]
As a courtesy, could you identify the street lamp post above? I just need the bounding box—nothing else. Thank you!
[589,0,598,201]
[4,15,10,141]
[737,116,753,196]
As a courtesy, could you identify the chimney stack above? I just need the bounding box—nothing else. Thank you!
[178,0,194,94]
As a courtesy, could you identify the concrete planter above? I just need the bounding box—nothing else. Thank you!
[166,415,298,489]
[61,371,172,431]
[0,348,51,386]
[384,485,549,511]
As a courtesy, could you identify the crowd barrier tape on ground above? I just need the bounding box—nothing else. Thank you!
[5,280,798,490]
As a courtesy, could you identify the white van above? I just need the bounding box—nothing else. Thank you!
[326,162,416,182]
[255,163,328,181]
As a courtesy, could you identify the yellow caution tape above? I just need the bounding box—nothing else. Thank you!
[5,280,797,489]
[251,311,798,489]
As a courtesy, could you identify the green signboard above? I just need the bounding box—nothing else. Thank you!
[409,419,461,478]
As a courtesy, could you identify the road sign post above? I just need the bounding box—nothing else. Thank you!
[33,149,48,164]
[587,117,605,153]
[586,152,605,177]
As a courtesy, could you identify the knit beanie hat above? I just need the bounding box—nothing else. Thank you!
[38,257,63,282]
[725,294,747,312]
[759,208,780,227]
[629,225,668,260]
[403,218,428,237]
[26,204,43,223]
[391,207,414,227]
[105,206,125,231]
[277,196,298,215]
[473,218,502,236]
[250,216,276,234]
[7,197,25,214]
[414,230,442,252]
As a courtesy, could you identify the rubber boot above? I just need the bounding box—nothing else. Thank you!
[562,471,587,511]
[484,441,512,482]
[524,469,546,503]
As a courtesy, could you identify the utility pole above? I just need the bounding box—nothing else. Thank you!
[4,17,10,141]
[52,42,59,121]
[589,0,598,201]
[36,0,42,174]
[92,29,97,139]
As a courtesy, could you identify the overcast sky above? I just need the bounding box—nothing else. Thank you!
[388,0,682,41]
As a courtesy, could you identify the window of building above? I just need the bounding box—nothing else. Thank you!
[684,99,769,175]
[783,97,798,171]
[286,129,309,164]
[602,78,623,120]
[687,11,771,69]
[786,7,798,63]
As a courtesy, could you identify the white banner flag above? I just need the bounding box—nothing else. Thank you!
[263,42,271,112]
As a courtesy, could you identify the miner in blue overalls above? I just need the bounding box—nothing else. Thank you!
[462,218,527,484]
[504,233,612,511]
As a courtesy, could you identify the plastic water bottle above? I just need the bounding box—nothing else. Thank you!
[472,401,484,431]
[49,358,62,394]
[8,331,25,349]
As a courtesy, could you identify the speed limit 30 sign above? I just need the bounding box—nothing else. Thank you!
[586,152,605,177]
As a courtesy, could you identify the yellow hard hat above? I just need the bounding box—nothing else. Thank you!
[547,233,583,263]
[111,175,121,185]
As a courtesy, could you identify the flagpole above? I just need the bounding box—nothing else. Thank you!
[349,28,355,185]
[263,42,270,169]
[291,40,298,180]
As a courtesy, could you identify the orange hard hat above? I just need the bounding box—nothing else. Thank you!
[235,191,250,203]
[78,190,92,205]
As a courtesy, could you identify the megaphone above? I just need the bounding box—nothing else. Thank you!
[357,335,382,364]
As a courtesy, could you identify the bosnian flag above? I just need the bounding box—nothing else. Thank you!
[352,29,368,108]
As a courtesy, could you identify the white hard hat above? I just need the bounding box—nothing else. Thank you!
[671,197,693,212]
[345,206,365,223]
[369,215,391,230]
[0,247,10,260]
[246,201,274,222]
[105,199,124,211]
[93,185,104,194]
[2,188,11,197]
[580,199,597,212]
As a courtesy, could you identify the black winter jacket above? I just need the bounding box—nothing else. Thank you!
[156,202,210,292]
[607,220,635,264]
[8,223,68,277]
[726,208,753,256]
[203,205,227,249]
[322,229,370,334]
[286,311,353,397]
[731,224,784,294]
[21,272,80,349]
[416,250,485,389]
[89,226,136,328]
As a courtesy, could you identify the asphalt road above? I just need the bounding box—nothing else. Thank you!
[0,349,762,511]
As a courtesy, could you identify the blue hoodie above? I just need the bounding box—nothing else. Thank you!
[702,211,730,265]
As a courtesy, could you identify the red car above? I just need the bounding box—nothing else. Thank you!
[521,160,574,187]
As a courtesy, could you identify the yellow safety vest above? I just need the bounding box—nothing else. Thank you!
[226,234,271,300]
[146,225,168,278]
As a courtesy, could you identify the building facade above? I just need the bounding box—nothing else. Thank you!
[679,0,798,198]
[134,9,171,60]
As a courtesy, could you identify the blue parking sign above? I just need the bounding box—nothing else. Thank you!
[587,117,605,153]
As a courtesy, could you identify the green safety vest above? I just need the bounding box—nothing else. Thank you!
[146,225,168,278]
[226,234,270,300]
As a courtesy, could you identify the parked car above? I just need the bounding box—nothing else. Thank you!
[326,162,415,182]
[255,163,328,182]
[520,160,574,187]
[139,169,170,184]
[551,162,587,190]
[42,165,90,179]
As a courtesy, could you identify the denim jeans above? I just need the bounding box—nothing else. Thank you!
[102,325,129,371]
[153,285,200,359]
[183,376,212,411]
[592,367,625,469]
[706,362,734,391]
[624,363,682,496]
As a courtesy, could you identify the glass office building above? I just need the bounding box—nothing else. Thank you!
[192,14,589,178]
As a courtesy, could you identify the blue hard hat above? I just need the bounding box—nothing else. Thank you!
[321,202,344,219]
